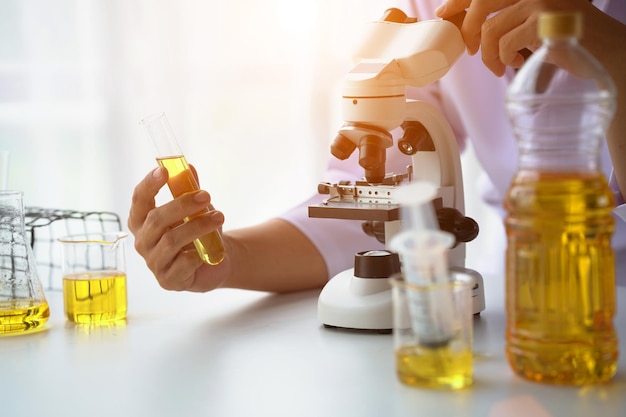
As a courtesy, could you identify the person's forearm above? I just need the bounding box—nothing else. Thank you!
[221,219,329,293]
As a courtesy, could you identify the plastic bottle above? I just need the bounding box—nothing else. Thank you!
[504,11,618,385]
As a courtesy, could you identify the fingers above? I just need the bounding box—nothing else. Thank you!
[436,0,544,76]
[141,197,225,290]
[480,6,536,76]
[464,0,523,56]
[189,164,199,185]
[147,209,225,291]
[435,0,495,54]
[137,190,216,260]
[128,167,226,291]
[155,248,204,291]
[435,0,471,19]
[128,167,168,233]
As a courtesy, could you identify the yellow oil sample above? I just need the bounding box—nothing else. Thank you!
[395,344,473,389]
[0,300,50,335]
[505,171,618,385]
[63,271,127,324]
[157,155,225,265]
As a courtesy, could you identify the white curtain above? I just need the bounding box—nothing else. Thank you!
[0,0,389,231]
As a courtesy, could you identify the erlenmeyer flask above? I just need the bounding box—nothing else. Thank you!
[0,190,50,335]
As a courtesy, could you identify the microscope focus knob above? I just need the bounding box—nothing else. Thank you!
[354,250,401,279]
[436,207,480,246]
[398,121,434,155]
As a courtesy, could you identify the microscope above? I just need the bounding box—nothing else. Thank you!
[309,8,485,331]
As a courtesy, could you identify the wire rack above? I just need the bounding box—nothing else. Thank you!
[24,208,123,291]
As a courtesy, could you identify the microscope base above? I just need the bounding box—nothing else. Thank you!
[317,268,393,332]
[317,267,486,332]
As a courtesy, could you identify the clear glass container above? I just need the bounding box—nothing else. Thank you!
[504,11,618,385]
[0,190,50,335]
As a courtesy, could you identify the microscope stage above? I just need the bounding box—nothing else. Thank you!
[308,203,400,222]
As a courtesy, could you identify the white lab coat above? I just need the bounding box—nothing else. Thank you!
[279,0,626,284]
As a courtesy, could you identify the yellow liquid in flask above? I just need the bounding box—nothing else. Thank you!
[505,171,618,385]
[0,300,50,335]
[63,271,127,324]
[157,155,225,265]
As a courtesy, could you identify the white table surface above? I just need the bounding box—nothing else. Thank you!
[2,252,625,417]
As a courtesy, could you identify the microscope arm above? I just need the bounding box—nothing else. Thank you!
[403,100,464,214]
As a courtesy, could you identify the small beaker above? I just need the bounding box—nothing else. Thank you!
[0,190,50,335]
[390,274,473,390]
[58,232,128,324]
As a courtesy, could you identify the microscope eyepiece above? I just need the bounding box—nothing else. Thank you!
[330,133,357,160]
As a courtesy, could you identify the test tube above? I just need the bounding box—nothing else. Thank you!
[140,112,225,265]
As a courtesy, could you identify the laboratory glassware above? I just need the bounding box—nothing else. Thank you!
[0,190,50,335]
[141,112,225,265]
[58,232,128,324]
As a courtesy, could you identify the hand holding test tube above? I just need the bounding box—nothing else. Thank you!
[140,112,226,265]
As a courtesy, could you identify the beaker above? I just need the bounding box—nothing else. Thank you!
[58,232,128,324]
[0,190,50,335]
[390,274,473,390]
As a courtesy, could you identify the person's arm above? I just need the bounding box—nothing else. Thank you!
[128,166,328,293]
[222,219,328,292]
[436,0,626,197]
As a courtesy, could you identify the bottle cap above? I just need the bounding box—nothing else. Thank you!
[538,11,583,39]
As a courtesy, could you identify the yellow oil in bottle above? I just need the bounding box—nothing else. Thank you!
[0,300,50,335]
[63,271,127,324]
[505,171,618,385]
[395,344,473,389]
[157,155,225,265]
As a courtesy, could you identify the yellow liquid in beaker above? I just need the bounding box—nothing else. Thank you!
[157,155,225,265]
[0,300,50,335]
[63,271,127,324]
[396,344,473,390]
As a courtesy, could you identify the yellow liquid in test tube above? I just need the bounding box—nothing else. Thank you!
[158,155,226,265]
[63,271,127,324]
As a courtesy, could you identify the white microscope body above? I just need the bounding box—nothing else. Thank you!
[309,9,485,331]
